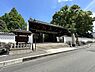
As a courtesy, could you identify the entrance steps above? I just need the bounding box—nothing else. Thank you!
[36,43,69,50]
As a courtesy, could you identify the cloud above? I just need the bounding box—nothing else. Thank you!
[58,0,72,3]
[85,0,95,10]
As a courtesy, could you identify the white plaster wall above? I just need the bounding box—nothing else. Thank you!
[28,34,33,43]
[0,32,33,44]
[0,34,15,43]
[65,36,95,43]
[92,32,95,38]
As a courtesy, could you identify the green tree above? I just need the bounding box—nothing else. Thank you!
[75,10,93,37]
[0,19,8,32]
[51,5,80,33]
[1,8,27,32]
[51,4,94,46]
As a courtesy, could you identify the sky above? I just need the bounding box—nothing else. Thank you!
[0,0,95,30]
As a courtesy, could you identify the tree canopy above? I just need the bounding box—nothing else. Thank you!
[0,8,27,32]
[51,5,94,37]
[0,19,8,32]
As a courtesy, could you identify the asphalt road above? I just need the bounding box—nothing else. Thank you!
[1,43,95,72]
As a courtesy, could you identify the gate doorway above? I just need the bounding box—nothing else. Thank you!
[29,18,69,43]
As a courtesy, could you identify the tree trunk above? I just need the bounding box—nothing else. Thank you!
[76,34,80,46]
[72,33,76,47]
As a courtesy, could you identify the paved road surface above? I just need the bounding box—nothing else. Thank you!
[1,44,95,72]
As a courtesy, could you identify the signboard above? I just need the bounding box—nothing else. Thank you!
[15,36,28,42]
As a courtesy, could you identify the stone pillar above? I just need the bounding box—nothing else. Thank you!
[43,34,45,43]
[29,34,33,50]
[64,36,66,43]
[56,37,60,42]
[27,23,29,31]
[72,33,76,47]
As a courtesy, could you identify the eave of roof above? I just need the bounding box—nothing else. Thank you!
[12,30,32,35]
[28,18,67,30]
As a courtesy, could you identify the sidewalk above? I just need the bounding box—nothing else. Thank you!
[0,43,91,67]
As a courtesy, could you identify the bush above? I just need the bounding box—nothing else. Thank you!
[66,41,72,47]
[0,42,11,55]
[86,41,93,43]
[81,41,86,45]
[4,44,11,50]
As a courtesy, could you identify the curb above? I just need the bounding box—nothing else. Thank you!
[0,44,91,67]
[0,58,23,67]
[0,48,77,67]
